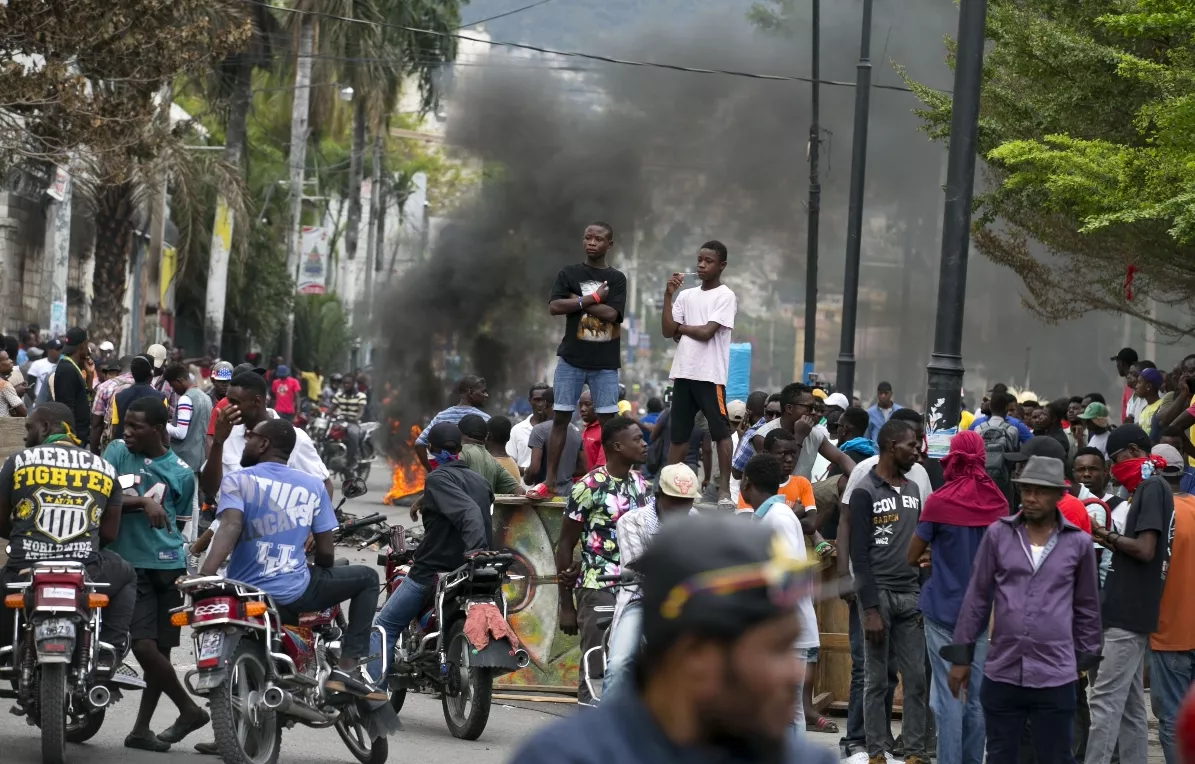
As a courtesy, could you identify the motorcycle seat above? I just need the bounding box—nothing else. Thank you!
[472,567,500,583]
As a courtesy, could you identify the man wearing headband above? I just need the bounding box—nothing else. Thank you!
[510,516,835,764]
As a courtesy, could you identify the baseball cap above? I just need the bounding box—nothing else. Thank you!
[275,364,290,378]
[98,340,114,352]
[811,388,827,400]
[212,361,234,382]
[1140,367,1164,388]
[617,400,632,416]
[1107,424,1151,459]
[233,362,267,377]
[1111,347,1139,366]
[63,327,87,353]
[658,463,701,499]
[146,343,168,369]
[726,400,746,423]
[42,338,62,351]
[426,422,462,452]
[637,516,816,655]
[1151,444,1185,476]
[1077,402,1110,420]
[824,392,850,411]
[1005,435,1068,463]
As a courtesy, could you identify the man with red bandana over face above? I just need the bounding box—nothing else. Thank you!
[1086,424,1174,764]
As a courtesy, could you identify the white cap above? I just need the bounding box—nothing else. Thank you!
[146,343,167,369]
[98,340,114,352]
[825,392,851,411]
[727,400,747,423]
[658,463,701,499]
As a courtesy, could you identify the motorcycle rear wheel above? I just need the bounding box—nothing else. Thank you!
[65,707,106,743]
[334,703,388,764]
[210,642,282,764]
[441,620,492,741]
[39,662,67,764]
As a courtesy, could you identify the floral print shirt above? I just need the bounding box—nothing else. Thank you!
[567,466,649,589]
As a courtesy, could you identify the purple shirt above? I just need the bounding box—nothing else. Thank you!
[952,512,1102,689]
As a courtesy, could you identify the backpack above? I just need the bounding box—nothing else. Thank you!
[977,418,1019,498]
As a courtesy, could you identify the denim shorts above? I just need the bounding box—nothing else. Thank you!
[553,360,619,414]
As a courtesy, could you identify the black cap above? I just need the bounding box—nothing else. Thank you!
[638,515,810,657]
[42,338,62,351]
[1004,435,1068,463]
[233,362,267,377]
[1106,424,1151,458]
[426,422,462,452]
[1111,347,1138,365]
[63,326,87,352]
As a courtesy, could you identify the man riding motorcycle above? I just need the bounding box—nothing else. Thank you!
[0,403,137,656]
[330,375,368,473]
[197,418,385,700]
[375,422,494,663]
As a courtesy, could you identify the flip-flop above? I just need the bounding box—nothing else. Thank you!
[717,497,736,512]
[194,741,219,756]
[125,732,171,752]
[806,716,839,733]
[524,483,556,501]
[157,709,211,743]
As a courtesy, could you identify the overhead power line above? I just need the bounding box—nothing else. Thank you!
[456,0,558,30]
[246,0,923,93]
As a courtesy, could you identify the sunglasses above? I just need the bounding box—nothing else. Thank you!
[660,539,816,620]
[765,410,781,420]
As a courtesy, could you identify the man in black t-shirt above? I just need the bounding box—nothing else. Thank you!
[110,356,169,442]
[53,326,93,447]
[1086,425,1173,764]
[527,222,627,500]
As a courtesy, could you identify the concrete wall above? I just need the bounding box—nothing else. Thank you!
[0,189,46,333]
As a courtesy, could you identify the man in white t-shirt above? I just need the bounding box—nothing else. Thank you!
[754,383,856,481]
[660,240,738,509]
[507,383,552,471]
[26,339,61,401]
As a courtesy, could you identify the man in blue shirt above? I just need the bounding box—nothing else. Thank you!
[200,418,384,700]
[510,515,836,764]
[104,396,207,751]
[864,381,902,441]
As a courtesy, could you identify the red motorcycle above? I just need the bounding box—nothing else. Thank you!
[175,500,393,764]
[1,559,144,764]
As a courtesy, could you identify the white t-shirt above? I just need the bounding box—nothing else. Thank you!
[668,284,737,385]
[216,409,330,482]
[841,455,934,505]
[27,357,54,397]
[753,420,830,480]
[759,503,819,649]
[1088,430,1110,458]
[507,416,536,469]
[1125,395,1147,422]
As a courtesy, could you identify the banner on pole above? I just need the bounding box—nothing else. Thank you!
[298,226,328,295]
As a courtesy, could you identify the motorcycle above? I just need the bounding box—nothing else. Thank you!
[175,481,395,764]
[377,526,529,740]
[581,570,640,705]
[0,558,146,764]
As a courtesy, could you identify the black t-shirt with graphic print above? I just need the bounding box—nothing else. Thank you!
[551,263,627,370]
[0,443,121,566]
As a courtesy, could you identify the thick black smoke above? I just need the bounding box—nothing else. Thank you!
[373,1,1150,443]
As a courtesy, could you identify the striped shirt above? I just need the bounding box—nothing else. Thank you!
[731,416,768,472]
[415,405,489,446]
[332,391,367,423]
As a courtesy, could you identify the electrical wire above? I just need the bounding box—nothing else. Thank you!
[456,0,557,30]
[245,0,923,93]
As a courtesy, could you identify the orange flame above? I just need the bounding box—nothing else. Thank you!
[383,424,426,504]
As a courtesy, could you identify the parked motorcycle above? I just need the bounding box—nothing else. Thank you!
[175,480,395,764]
[377,526,529,740]
[0,558,145,764]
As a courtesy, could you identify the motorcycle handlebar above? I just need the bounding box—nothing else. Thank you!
[467,552,514,564]
[338,513,387,535]
[596,570,640,584]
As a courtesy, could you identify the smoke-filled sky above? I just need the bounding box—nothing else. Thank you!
[373,0,1167,427]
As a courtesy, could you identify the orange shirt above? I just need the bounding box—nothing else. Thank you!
[737,476,816,512]
[1152,494,1195,651]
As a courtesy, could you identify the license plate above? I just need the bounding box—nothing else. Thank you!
[41,587,76,600]
[35,619,75,640]
[197,631,224,661]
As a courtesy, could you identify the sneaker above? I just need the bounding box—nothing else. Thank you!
[325,668,387,701]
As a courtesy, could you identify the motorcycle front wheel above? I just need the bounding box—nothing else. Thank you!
[210,642,282,764]
[334,703,388,764]
[441,619,492,741]
[40,662,68,764]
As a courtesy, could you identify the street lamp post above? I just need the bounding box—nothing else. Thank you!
[835,0,874,399]
[924,0,987,434]
[802,0,821,384]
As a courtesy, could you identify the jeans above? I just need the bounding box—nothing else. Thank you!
[1150,649,1195,764]
[374,577,430,665]
[282,564,379,661]
[576,588,615,706]
[843,601,898,755]
[601,600,641,705]
[981,678,1076,764]
[552,360,619,413]
[1086,628,1149,764]
[860,591,928,759]
[924,616,987,764]
[344,421,362,466]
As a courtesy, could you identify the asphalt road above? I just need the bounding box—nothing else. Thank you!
[0,470,563,764]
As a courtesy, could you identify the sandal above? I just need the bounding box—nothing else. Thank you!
[717,497,736,512]
[525,483,556,501]
[806,716,839,733]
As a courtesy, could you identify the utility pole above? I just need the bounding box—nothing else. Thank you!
[802,0,820,384]
[283,15,315,363]
[835,0,874,398]
[44,163,72,339]
[924,0,987,433]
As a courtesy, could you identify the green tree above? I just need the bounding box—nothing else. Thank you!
[294,292,352,370]
[909,0,1195,333]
